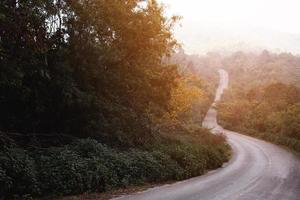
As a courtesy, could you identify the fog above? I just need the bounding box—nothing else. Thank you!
[160,0,300,55]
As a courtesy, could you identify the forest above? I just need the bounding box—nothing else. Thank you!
[217,51,300,153]
[0,1,230,199]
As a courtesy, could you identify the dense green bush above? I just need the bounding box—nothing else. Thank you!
[218,83,300,153]
[150,150,185,180]
[163,144,205,178]
[0,147,39,198]
[36,148,94,195]
[0,138,230,199]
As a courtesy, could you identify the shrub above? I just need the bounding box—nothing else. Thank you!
[0,147,39,198]
[0,138,230,199]
[150,150,184,180]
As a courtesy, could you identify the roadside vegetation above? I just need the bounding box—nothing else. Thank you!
[0,0,230,199]
[0,133,230,199]
[217,51,300,153]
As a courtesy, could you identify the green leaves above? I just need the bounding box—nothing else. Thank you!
[0,138,230,198]
[218,81,300,153]
[0,0,181,144]
[0,2,230,199]
[0,148,40,198]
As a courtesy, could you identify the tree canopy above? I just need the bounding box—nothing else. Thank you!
[0,0,181,146]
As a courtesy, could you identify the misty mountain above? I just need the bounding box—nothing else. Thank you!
[175,24,300,55]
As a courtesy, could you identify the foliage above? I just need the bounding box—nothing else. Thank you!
[222,50,300,89]
[0,0,231,199]
[166,76,203,120]
[218,82,300,152]
[0,138,230,199]
[0,147,39,198]
[0,0,179,145]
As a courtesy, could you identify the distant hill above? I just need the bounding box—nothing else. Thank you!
[222,50,300,88]
[170,49,300,89]
[175,25,300,55]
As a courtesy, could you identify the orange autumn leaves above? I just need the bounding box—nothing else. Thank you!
[167,75,203,120]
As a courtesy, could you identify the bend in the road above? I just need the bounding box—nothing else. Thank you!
[113,69,300,200]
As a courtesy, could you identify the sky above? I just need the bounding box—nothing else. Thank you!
[159,0,300,54]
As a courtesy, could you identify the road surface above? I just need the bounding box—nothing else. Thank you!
[113,69,300,200]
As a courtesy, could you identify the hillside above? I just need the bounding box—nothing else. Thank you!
[0,1,230,199]
[222,50,300,88]
[216,51,300,153]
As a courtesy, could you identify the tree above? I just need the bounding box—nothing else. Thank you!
[0,0,181,146]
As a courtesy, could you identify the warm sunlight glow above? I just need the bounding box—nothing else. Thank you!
[2,1,300,199]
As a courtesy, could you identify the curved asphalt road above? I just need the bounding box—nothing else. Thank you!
[113,69,300,200]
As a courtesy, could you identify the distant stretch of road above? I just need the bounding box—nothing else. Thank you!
[113,69,300,200]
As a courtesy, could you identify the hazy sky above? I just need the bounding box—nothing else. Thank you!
[161,0,300,33]
[159,0,300,54]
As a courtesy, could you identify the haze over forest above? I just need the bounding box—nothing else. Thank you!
[1,1,300,199]
[176,25,300,55]
[161,0,300,55]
